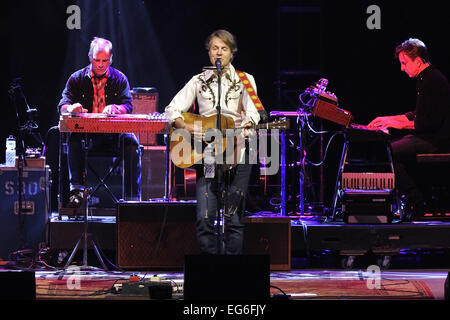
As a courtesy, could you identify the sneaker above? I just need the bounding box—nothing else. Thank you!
[68,189,84,208]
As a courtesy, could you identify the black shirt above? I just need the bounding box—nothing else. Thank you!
[404,65,450,151]
[57,65,133,114]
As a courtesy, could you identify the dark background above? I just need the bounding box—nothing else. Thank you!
[1,0,449,211]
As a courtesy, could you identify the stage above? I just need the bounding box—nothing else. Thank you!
[46,210,450,271]
[1,207,449,307]
[0,265,447,307]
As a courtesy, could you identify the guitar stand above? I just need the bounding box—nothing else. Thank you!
[61,134,108,272]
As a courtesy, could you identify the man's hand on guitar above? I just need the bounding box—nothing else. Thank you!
[241,121,256,137]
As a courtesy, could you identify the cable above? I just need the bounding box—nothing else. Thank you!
[305,113,328,134]
[298,92,316,111]
[306,132,343,166]
[270,285,291,299]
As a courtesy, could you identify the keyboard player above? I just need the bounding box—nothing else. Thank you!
[58,37,141,208]
[367,38,450,220]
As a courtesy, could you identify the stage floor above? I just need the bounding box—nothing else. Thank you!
[3,211,449,305]
[0,267,446,301]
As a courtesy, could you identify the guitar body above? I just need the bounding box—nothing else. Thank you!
[182,113,235,132]
[170,113,235,169]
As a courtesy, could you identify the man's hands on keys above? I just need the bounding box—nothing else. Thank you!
[103,104,125,115]
[368,116,393,130]
[368,115,413,133]
[66,103,87,113]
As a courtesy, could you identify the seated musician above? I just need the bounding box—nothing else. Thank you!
[165,29,261,255]
[58,37,141,207]
[368,38,450,220]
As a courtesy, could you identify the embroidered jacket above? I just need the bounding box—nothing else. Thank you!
[165,64,261,127]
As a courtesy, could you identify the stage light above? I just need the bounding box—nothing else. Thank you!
[61,0,173,111]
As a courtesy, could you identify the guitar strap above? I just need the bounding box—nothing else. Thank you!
[236,70,265,112]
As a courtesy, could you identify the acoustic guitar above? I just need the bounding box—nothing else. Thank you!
[170,113,290,169]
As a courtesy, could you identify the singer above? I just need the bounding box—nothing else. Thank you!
[368,38,450,220]
[165,29,261,255]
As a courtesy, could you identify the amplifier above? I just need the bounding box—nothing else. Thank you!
[342,190,393,224]
[312,98,353,127]
[0,166,50,259]
[116,201,197,269]
[0,271,36,300]
[243,216,291,270]
[131,88,159,145]
[184,254,270,300]
[141,146,167,200]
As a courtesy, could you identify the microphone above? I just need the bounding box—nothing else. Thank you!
[215,59,222,73]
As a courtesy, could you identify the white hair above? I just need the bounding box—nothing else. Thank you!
[88,37,113,63]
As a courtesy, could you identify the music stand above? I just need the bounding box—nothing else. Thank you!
[61,132,108,271]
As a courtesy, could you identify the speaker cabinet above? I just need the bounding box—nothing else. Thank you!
[184,254,270,300]
[0,271,36,300]
[117,201,197,269]
[243,216,291,270]
[131,88,159,145]
[141,146,167,200]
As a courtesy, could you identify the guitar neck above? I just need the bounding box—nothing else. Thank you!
[181,113,289,132]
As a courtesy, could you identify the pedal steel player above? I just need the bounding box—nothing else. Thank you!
[58,37,141,207]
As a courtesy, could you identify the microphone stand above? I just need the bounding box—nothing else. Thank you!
[214,61,227,255]
[7,80,30,262]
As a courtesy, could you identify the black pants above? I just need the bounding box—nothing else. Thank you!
[390,134,438,202]
[67,133,141,200]
[195,164,253,255]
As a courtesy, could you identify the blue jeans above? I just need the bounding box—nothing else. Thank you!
[195,164,252,255]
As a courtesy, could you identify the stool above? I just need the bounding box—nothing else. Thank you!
[416,153,450,219]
